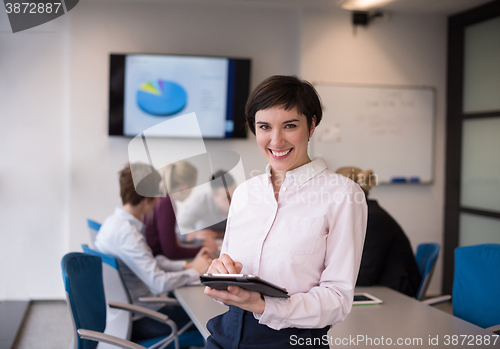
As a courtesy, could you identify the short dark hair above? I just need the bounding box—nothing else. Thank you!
[245,75,322,135]
[119,163,162,206]
[210,170,235,192]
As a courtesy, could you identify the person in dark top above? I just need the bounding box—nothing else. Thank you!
[145,160,217,260]
[146,196,203,259]
[336,166,422,297]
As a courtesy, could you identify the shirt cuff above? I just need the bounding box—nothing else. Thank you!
[171,260,187,272]
[184,267,200,283]
[257,296,289,330]
[252,296,266,320]
[214,298,228,307]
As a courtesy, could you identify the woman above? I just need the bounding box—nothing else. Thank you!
[204,76,368,348]
[145,160,217,259]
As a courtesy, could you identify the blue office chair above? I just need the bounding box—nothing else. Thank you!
[87,219,102,248]
[414,243,440,300]
[79,245,204,349]
[81,244,133,346]
[453,244,500,332]
[62,252,181,349]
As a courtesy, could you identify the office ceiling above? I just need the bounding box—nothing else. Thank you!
[233,0,495,16]
[373,0,494,15]
[104,0,495,16]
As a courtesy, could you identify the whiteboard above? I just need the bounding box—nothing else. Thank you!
[312,84,435,184]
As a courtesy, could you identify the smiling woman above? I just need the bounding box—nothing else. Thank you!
[248,75,322,199]
[203,75,368,349]
[255,107,315,198]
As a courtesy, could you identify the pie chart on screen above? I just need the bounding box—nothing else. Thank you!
[136,80,187,116]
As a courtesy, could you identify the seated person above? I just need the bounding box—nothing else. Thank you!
[336,166,422,297]
[95,163,212,341]
[145,161,217,260]
[177,170,236,245]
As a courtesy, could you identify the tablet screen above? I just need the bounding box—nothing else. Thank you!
[200,274,289,298]
[354,295,373,302]
[353,293,383,305]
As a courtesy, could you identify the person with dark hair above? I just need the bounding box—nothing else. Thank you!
[336,166,422,297]
[203,76,367,349]
[95,162,212,341]
[176,170,236,247]
[244,75,323,135]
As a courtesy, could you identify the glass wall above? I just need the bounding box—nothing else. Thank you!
[463,16,500,113]
[458,14,500,248]
[459,213,500,246]
[460,117,500,213]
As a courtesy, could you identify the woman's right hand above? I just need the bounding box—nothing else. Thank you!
[207,253,242,274]
[204,255,264,314]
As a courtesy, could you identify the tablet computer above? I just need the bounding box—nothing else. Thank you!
[353,293,383,305]
[200,274,289,298]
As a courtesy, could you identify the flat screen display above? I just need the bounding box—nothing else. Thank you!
[109,54,251,139]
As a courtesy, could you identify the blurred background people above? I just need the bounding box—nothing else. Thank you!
[95,163,212,341]
[177,170,236,246]
[145,161,217,259]
[336,166,422,297]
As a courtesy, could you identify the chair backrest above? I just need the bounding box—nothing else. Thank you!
[414,243,440,300]
[61,253,106,349]
[81,245,132,304]
[81,244,133,344]
[87,219,102,247]
[453,244,500,329]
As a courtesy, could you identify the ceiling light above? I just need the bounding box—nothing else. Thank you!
[340,0,395,11]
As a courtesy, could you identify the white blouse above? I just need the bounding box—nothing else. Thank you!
[222,158,367,330]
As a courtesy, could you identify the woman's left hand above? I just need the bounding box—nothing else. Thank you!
[204,285,265,314]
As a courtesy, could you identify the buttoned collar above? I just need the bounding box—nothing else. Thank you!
[114,207,145,231]
[265,158,328,188]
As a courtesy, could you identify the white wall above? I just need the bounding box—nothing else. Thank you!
[0,0,302,299]
[0,13,70,299]
[301,8,447,295]
[67,0,302,253]
[0,0,447,299]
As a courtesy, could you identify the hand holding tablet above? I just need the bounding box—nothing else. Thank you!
[200,274,289,298]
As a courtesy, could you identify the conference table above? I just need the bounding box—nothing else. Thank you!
[174,285,499,348]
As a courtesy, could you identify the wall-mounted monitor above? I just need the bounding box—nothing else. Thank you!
[109,54,251,139]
